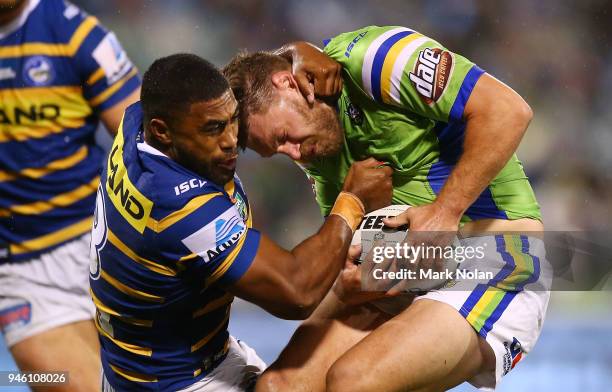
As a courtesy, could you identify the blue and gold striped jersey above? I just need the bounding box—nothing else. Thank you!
[89,103,261,391]
[0,0,140,262]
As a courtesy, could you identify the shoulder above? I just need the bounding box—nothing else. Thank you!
[41,0,98,42]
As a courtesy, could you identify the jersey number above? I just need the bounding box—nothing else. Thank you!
[90,185,108,280]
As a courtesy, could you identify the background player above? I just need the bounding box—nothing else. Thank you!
[224,25,549,391]
[0,0,140,390]
[92,53,392,391]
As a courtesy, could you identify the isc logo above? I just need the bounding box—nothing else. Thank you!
[409,47,453,104]
[174,179,207,196]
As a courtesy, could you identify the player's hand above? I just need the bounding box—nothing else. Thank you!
[342,158,393,213]
[383,202,460,287]
[278,41,343,104]
[333,244,399,305]
[383,201,460,233]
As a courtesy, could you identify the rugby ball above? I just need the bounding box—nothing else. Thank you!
[351,205,410,262]
[351,204,457,292]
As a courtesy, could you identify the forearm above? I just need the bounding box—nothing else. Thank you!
[272,41,321,59]
[288,214,353,306]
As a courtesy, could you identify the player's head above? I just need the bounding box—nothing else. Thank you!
[141,53,239,186]
[223,51,342,162]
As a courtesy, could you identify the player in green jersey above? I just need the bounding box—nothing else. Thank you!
[225,25,550,391]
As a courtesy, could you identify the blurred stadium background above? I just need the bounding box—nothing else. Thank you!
[2,0,612,391]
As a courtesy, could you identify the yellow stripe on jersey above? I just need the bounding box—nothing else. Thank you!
[193,338,230,377]
[109,364,158,383]
[0,176,99,217]
[146,192,223,233]
[100,269,165,303]
[0,86,91,142]
[9,216,92,255]
[0,16,98,58]
[224,179,235,197]
[86,67,106,85]
[178,253,199,262]
[106,229,177,277]
[190,308,230,352]
[0,146,88,182]
[379,33,424,104]
[192,293,233,319]
[94,316,153,357]
[246,202,253,227]
[106,119,153,234]
[206,231,248,286]
[90,289,153,327]
[89,68,138,107]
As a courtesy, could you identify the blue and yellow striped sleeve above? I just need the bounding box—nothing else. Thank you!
[324,25,485,122]
[156,193,260,286]
[68,11,140,112]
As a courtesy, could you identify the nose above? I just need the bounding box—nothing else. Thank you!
[277,142,301,160]
[219,125,238,150]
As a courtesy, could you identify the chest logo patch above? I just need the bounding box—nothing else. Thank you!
[343,96,364,125]
[23,56,55,86]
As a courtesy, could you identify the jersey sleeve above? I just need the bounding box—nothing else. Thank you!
[158,192,260,286]
[61,3,140,112]
[324,25,485,123]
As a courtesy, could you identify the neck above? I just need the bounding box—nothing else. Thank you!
[0,0,28,27]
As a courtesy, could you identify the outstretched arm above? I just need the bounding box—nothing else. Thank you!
[228,159,392,320]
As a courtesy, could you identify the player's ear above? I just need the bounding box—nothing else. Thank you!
[271,70,298,91]
[148,118,172,145]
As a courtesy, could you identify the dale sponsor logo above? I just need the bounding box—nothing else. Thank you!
[182,207,246,263]
[23,56,55,86]
[409,47,453,104]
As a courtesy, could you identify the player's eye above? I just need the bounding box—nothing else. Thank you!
[204,122,226,134]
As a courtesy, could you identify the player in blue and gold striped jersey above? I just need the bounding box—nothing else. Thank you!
[0,0,140,389]
[92,53,392,391]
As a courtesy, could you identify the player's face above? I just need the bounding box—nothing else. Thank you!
[247,87,343,161]
[170,90,239,185]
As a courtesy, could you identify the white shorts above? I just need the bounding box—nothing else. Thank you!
[415,234,552,391]
[101,336,266,392]
[0,234,95,347]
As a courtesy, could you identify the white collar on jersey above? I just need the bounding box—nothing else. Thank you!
[0,0,41,40]
[136,140,168,158]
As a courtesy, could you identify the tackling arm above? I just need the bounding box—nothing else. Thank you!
[228,159,392,320]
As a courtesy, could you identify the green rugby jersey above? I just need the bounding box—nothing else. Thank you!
[300,26,541,222]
